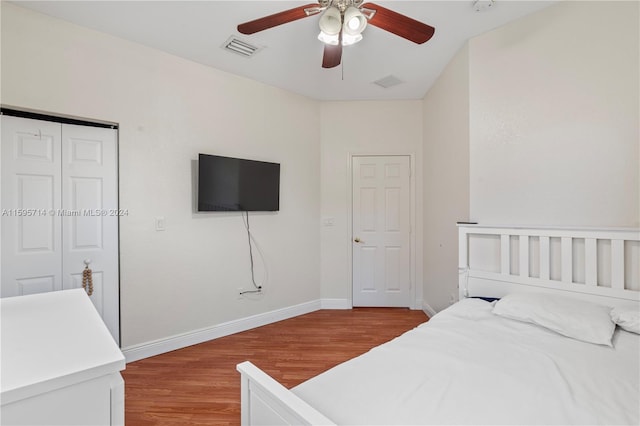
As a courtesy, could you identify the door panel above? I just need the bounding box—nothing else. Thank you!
[1,116,63,297]
[352,156,411,307]
[69,177,103,249]
[385,246,402,292]
[17,175,56,251]
[62,124,119,344]
[16,275,56,296]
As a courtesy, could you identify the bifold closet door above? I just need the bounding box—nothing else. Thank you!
[1,116,63,296]
[61,123,119,344]
[1,115,120,345]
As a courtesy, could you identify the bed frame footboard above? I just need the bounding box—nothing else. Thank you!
[237,361,335,426]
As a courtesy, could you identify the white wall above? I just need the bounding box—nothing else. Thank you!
[1,3,321,349]
[469,1,639,227]
[421,1,639,313]
[320,101,423,307]
[422,45,470,313]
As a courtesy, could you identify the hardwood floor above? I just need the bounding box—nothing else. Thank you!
[123,308,428,425]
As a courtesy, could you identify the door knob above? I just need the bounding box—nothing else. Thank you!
[354,237,362,243]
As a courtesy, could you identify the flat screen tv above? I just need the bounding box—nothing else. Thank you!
[198,154,280,212]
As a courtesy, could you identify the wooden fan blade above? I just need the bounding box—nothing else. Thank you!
[322,40,342,68]
[238,3,320,35]
[362,2,435,44]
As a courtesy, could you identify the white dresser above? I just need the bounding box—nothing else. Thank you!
[1,289,125,425]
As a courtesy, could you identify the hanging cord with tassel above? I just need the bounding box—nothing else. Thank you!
[82,263,94,296]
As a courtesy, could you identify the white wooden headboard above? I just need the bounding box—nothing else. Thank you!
[458,225,640,309]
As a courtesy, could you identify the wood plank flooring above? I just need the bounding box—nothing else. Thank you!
[123,308,428,425]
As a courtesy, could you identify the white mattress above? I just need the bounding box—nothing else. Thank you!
[292,298,640,425]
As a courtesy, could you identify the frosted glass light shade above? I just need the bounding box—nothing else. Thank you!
[318,31,340,45]
[342,33,363,46]
[343,6,367,35]
[318,6,342,35]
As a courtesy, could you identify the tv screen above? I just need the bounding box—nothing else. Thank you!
[198,154,280,212]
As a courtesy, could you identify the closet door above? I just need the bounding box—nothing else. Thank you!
[1,114,120,345]
[1,116,63,296]
[61,124,119,344]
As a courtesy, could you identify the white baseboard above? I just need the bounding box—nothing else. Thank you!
[422,300,437,318]
[122,297,433,362]
[320,298,351,309]
[122,299,322,363]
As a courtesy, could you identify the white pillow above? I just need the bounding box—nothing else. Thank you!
[492,293,615,346]
[610,308,640,334]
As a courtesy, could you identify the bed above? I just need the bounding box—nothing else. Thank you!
[237,225,640,425]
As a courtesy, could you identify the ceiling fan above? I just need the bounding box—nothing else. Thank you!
[237,0,435,69]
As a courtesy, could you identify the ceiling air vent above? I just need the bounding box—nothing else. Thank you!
[222,36,262,58]
[373,75,403,89]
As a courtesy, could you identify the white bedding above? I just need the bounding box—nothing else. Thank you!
[292,298,640,425]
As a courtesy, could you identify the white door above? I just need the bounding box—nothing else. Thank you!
[1,117,63,295]
[352,155,411,307]
[1,115,120,344]
[61,123,119,343]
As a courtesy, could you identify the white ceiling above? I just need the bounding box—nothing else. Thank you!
[13,1,556,101]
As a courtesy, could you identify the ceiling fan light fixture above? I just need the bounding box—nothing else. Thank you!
[342,33,363,46]
[318,31,340,45]
[342,6,367,35]
[236,1,436,70]
[318,6,342,35]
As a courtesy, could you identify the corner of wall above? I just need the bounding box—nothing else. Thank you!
[422,43,470,313]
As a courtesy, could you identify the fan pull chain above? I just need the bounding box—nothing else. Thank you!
[82,264,94,296]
